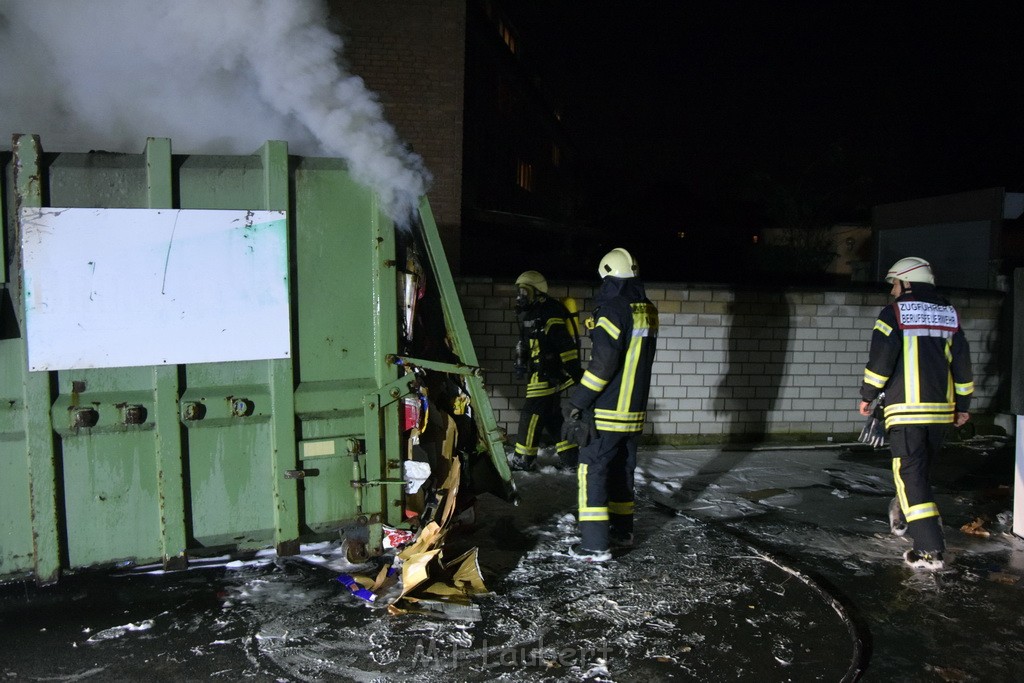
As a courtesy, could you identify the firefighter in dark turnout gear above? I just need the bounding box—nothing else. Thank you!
[859,257,973,571]
[566,248,658,561]
[509,270,583,471]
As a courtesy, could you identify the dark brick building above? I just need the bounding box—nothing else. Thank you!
[330,0,586,276]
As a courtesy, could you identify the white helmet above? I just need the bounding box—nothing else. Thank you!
[885,257,934,285]
[515,270,548,294]
[598,247,638,278]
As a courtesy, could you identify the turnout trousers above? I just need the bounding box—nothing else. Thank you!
[514,393,579,465]
[888,424,946,552]
[577,430,638,551]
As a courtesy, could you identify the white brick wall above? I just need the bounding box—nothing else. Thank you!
[458,278,1005,444]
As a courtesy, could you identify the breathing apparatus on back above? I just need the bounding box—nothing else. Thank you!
[514,271,547,379]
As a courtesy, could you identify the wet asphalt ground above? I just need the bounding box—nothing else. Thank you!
[0,436,1021,682]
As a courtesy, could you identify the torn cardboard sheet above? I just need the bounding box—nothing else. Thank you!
[337,408,488,617]
[960,517,991,537]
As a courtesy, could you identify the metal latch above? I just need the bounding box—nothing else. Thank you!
[352,478,406,488]
[284,469,321,479]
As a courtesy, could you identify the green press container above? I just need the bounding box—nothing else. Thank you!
[0,134,512,585]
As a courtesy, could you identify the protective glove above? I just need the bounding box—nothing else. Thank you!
[561,406,597,448]
[857,393,886,448]
[857,414,886,448]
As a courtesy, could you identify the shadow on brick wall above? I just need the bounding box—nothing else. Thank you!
[985,280,1019,414]
[713,293,792,445]
[679,293,792,499]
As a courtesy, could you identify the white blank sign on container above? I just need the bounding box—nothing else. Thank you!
[20,207,290,371]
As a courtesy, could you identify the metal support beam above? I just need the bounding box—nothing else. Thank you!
[417,198,513,487]
[145,137,189,571]
[13,134,61,584]
[262,140,301,557]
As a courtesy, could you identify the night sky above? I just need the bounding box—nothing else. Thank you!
[505,2,1024,278]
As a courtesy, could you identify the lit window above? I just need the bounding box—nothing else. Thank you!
[517,161,534,191]
[752,235,759,244]
[677,231,686,239]
[499,20,516,54]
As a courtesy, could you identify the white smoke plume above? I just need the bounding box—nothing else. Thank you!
[0,0,431,224]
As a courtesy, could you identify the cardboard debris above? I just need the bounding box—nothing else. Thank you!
[370,563,396,592]
[960,517,991,537]
[337,406,488,617]
[387,596,483,621]
[987,571,1021,586]
[415,547,488,599]
[399,548,442,594]
[398,521,444,563]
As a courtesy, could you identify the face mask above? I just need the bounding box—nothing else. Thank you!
[515,286,533,312]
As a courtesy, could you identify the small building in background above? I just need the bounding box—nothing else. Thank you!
[872,187,1024,290]
[829,223,873,280]
[759,223,872,283]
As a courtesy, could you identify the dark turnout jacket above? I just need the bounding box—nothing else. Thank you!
[860,284,974,430]
[570,277,658,433]
[522,295,582,398]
